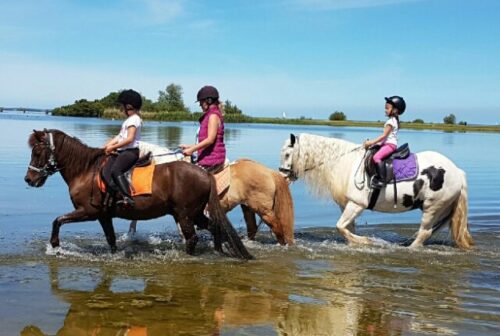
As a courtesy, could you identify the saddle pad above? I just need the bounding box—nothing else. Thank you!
[96,164,155,196]
[131,164,155,196]
[214,165,230,195]
[393,153,418,182]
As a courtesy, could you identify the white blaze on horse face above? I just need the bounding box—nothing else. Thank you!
[279,139,295,177]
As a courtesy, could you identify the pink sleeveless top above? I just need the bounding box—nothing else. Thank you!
[197,105,226,167]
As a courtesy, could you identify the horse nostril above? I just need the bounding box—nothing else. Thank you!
[24,176,31,184]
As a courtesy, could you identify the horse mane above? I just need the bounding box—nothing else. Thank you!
[49,129,104,176]
[293,133,360,201]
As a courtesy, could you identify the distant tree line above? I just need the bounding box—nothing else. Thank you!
[52,84,247,119]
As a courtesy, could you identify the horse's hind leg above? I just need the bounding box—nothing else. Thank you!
[98,216,117,253]
[410,205,449,248]
[336,201,371,245]
[241,205,258,240]
[260,212,286,245]
[178,217,198,255]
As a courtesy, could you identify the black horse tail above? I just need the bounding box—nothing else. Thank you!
[207,174,253,260]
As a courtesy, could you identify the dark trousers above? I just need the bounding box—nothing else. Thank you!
[103,148,139,191]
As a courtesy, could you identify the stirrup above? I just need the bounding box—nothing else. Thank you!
[370,177,385,189]
[117,196,135,208]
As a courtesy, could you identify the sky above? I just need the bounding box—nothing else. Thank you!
[1,0,499,124]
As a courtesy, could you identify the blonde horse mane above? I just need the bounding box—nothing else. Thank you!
[292,133,361,202]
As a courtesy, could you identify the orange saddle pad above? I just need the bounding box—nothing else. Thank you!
[213,164,230,195]
[97,164,155,196]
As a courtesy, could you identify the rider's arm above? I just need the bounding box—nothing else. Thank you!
[364,124,392,148]
[183,114,220,155]
[105,126,137,153]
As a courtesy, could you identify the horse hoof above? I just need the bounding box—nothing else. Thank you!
[50,239,60,248]
[110,246,117,254]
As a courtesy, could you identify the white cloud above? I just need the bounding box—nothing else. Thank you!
[138,0,185,24]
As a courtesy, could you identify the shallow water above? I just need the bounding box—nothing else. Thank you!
[0,114,499,335]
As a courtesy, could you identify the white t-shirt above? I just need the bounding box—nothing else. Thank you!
[382,117,398,146]
[117,114,142,149]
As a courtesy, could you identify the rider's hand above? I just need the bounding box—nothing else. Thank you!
[363,139,372,149]
[183,147,194,156]
[104,145,114,155]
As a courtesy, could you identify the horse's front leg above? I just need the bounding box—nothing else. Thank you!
[178,216,198,255]
[50,208,92,248]
[336,201,371,245]
[98,216,117,253]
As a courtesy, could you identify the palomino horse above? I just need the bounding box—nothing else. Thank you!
[279,133,473,249]
[24,129,252,259]
[129,142,295,245]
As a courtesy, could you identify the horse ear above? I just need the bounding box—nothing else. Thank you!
[290,134,296,147]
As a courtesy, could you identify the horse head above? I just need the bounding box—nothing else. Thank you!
[279,133,298,181]
[24,129,59,187]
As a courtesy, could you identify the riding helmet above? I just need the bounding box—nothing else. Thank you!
[196,85,219,102]
[118,89,142,110]
[384,96,406,114]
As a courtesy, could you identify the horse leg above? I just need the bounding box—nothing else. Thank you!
[241,205,258,240]
[98,216,117,253]
[260,212,286,245]
[50,208,92,248]
[336,201,371,245]
[178,217,198,255]
[410,206,448,248]
[128,220,137,235]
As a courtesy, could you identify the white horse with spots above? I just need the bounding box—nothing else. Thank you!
[279,133,473,249]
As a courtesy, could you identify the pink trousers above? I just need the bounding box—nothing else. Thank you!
[373,144,397,164]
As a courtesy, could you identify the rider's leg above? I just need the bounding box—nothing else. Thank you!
[371,144,396,188]
[111,148,139,206]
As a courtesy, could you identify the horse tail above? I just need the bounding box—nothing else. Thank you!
[272,172,295,245]
[207,174,253,260]
[449,170,474,250]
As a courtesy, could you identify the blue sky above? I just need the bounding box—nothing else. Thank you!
[1,0,499,124]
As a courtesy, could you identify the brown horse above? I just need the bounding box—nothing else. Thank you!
[24,129,252,259]
[130,142,295,245]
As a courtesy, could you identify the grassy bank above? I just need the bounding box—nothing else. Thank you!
[102,109,500,133]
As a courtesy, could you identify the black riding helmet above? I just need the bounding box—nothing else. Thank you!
[118,89,142,110]
[384,96,406,115]
[196,85,219,102]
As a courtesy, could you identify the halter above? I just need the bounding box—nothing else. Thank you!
[28,131,60,178]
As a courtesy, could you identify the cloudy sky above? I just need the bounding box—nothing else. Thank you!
[1,0,499,124]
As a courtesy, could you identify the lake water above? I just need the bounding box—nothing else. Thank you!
[0,113,499,335]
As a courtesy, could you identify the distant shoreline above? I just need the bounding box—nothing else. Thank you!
[100,110,500,133]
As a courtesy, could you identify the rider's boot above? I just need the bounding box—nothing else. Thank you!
[115,174,135,207]
[371,162,387,189]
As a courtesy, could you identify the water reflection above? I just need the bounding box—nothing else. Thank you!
[17,253,470,336]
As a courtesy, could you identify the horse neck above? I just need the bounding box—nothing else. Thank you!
[294,134,358,175]
[52,132,103,184]
[294,134,359,201]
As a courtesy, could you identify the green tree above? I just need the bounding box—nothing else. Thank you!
[157,83,188,112]
[53,99,103,117]
[329,111,346,121]
[224,100,243,114]
[412,118,424,124]
[443,114,456,125]
[99,92,120,109]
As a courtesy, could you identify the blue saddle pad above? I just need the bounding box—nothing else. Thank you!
[393,153,418,182]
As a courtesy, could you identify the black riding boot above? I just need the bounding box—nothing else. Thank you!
[115,174,135,207]
[371,162,387,189]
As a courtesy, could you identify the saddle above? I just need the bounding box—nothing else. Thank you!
[364,143,413,185]
[98,152,155,205]
[364,143,418,210]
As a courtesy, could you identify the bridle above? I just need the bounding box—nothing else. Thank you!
[28,131,61,178]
